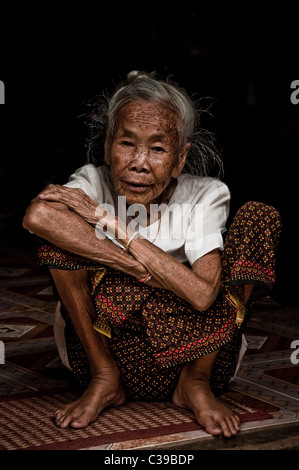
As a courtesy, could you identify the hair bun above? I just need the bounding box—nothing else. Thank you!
[126,70,156,83]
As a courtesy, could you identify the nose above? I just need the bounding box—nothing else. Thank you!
[128,147,150,173]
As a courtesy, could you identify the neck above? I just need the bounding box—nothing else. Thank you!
[153,177,177,208]
[144,178,177,225]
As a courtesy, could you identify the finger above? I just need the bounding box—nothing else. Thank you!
[39,186,87,204]
[38,186,76,204]
[37,185,62,199]
[30,184,58,202]
[38,184,65,196]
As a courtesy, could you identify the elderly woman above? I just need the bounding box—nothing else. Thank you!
[23,71,281,438]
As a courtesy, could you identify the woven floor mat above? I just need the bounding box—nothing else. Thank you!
[0,389,273,450]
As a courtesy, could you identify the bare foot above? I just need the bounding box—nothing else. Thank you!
[54,369,126,429]
[172,363,240,438]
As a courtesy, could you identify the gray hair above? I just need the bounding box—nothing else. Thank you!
[85,70,224,177]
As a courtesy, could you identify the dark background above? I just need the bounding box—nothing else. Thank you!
[0,2,298,303]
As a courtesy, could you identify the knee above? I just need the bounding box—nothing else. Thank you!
[236,201,281,229]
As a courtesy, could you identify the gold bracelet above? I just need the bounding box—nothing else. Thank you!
[138,273,152,283]
[123,231,139,253]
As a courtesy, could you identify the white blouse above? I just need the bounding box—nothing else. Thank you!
[64,164,230,265]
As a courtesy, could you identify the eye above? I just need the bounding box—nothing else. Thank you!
[122,140,134,147]
[152,146,165,153]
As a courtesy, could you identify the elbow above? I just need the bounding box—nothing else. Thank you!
[22,200,49,235]
[193,300,213,312]
[196,301,213,312]
[193,284,220,312]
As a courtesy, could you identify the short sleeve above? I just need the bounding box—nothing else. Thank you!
[185,180,230,264]
[63,164,104,202]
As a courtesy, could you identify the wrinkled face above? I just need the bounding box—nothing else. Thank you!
[105,100,190,209]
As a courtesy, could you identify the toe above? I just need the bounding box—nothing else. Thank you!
[201,415,223,436]
[56,412,74,429]
[69,405,99,429]
[54,409,65,427]
[70,414,91,429]
[227,415,241,435]
[222,415,240,437]
[54,406,77,429]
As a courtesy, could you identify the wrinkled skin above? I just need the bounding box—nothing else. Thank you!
[23,100,244,437]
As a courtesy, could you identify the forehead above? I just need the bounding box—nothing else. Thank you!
[116,100,180,135]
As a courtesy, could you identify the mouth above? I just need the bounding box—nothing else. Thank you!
[124,181,151,192]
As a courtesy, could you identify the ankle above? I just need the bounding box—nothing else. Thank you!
[90,361,120,380]
[178,359,214,387]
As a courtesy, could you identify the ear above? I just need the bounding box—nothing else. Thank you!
[171,142,191,178]
[104,133,111,166]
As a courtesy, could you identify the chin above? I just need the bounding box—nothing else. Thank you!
[125,195,149,206]
[117,189,150,206]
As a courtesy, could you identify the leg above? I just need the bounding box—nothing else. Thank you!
[173,350,240,437]
[172,282,254,438]
[51,269,126,429]
[171,203,281,436]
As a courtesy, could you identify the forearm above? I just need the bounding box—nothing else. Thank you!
[23,200,146,276]
[128,237,221,311]
[23,194,220,310]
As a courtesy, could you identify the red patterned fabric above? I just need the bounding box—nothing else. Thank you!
[222,201,281,290]
[36,201,281,399]
[91,271,237,369]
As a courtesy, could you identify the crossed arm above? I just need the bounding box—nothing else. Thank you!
[22,184,221,311]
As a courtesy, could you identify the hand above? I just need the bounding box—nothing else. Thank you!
[36,184,130,246]
[34,185,162,285]
[37,184,105,225]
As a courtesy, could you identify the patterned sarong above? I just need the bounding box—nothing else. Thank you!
[37,202,281,399]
